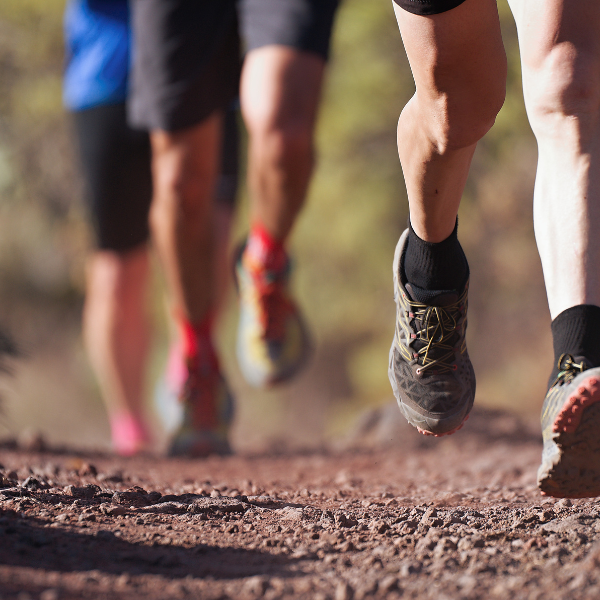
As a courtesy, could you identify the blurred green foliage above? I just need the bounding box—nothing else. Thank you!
[0,0,549,448]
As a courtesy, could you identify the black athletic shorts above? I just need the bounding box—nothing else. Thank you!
[129,0,339,133]
[239,0,339,59]
[393,0,467,16]
[73,103,152,252]
[74,102,240,252]
[129,0,241,132]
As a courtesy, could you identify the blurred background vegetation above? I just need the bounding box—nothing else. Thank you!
[0,0,549,451]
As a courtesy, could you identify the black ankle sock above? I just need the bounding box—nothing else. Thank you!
[549,305,600,386]
[402,219,469,301]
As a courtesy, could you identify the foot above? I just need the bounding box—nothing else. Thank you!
[110,413,151,457]
[388,229,476,436]
[538,354,600,498]
[234,242,311,387]
[168,349,234,458]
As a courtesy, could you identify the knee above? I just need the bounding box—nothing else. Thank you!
[151,161,213,225]
[245,108,314,167]
[525,45,600,136]
[424,78,506,153]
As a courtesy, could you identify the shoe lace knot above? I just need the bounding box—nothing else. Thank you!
[406,296,464,375]
[550,353,587,389]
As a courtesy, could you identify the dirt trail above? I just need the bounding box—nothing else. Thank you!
[1,406,600,600]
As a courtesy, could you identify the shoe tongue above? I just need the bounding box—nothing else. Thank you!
[405,283,459,306]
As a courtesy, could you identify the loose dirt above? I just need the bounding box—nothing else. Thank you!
[1,406,600,600]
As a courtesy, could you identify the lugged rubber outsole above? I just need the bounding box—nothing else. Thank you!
[538,373,600,498]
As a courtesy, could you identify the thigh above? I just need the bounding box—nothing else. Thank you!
[240,46,325,131]
[73,103,152,253]
[128,0,241,132]
[394,0,505,108]
[508,0,600,71]
[239,0,339,61]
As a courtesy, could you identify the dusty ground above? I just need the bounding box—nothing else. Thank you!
[2,405,600,600]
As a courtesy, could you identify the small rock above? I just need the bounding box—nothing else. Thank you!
[244,575,268,596]
[378,575,398,593]
[369,519,390,534]
[400,561,422,576]
[65,484,100,499]
[335,512,357,528]
[280,507,303,521]
[247,496,279,507]
[22,476,43,490]
[137,501,188,514]
[112,490,150,507]
[55,513,69,522]
[79,463,98,477]
[78,512,96,522]
[103,505,128,516]
[210,489,221,498]
[557,498,573,508]
[335,581,353,600]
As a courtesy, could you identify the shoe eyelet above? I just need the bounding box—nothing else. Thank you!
[416,368,422,375]
[453,365,458,371]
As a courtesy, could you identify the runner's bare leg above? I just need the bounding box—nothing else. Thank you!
[241,46,325,240]
[83,247,151,442]
[508,0,600,319]
[149,113,222,323]
[393,0,506,241]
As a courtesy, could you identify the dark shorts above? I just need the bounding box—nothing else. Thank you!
[129,0,241,132]
[73,103,152,252]
[74,102,239,252]
[239,0,339,59]
[129,0,339,132]
[393,0,467,16]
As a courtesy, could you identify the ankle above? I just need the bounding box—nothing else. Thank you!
[110,412,150,456]
[549,304,600,385]
[402,219,469,298]
[179,314,218,368]
[244,222,287,273]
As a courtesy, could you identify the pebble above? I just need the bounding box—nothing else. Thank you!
[335,581,353,600]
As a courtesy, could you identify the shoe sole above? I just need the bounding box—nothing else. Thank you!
[389,230,473,437]
[168,437,232,459]
[538,372,600,498]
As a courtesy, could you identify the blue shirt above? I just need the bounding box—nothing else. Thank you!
[63,0,130,111]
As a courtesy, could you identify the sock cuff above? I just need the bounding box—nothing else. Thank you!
[408,218,459,248]
[551,304,600,365]
[245,222,287,271]
[179,313,214,361]
[249,222,284,252]
[404,217,468,294]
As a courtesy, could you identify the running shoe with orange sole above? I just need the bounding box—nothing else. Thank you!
[538,353,600,498]
[234,242,311,387]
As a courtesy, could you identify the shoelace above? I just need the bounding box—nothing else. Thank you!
[549,353,586,389]
[401,295,464,375]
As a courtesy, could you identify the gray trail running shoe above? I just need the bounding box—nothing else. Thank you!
[388,229,476,436]
[538,354,600,498]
